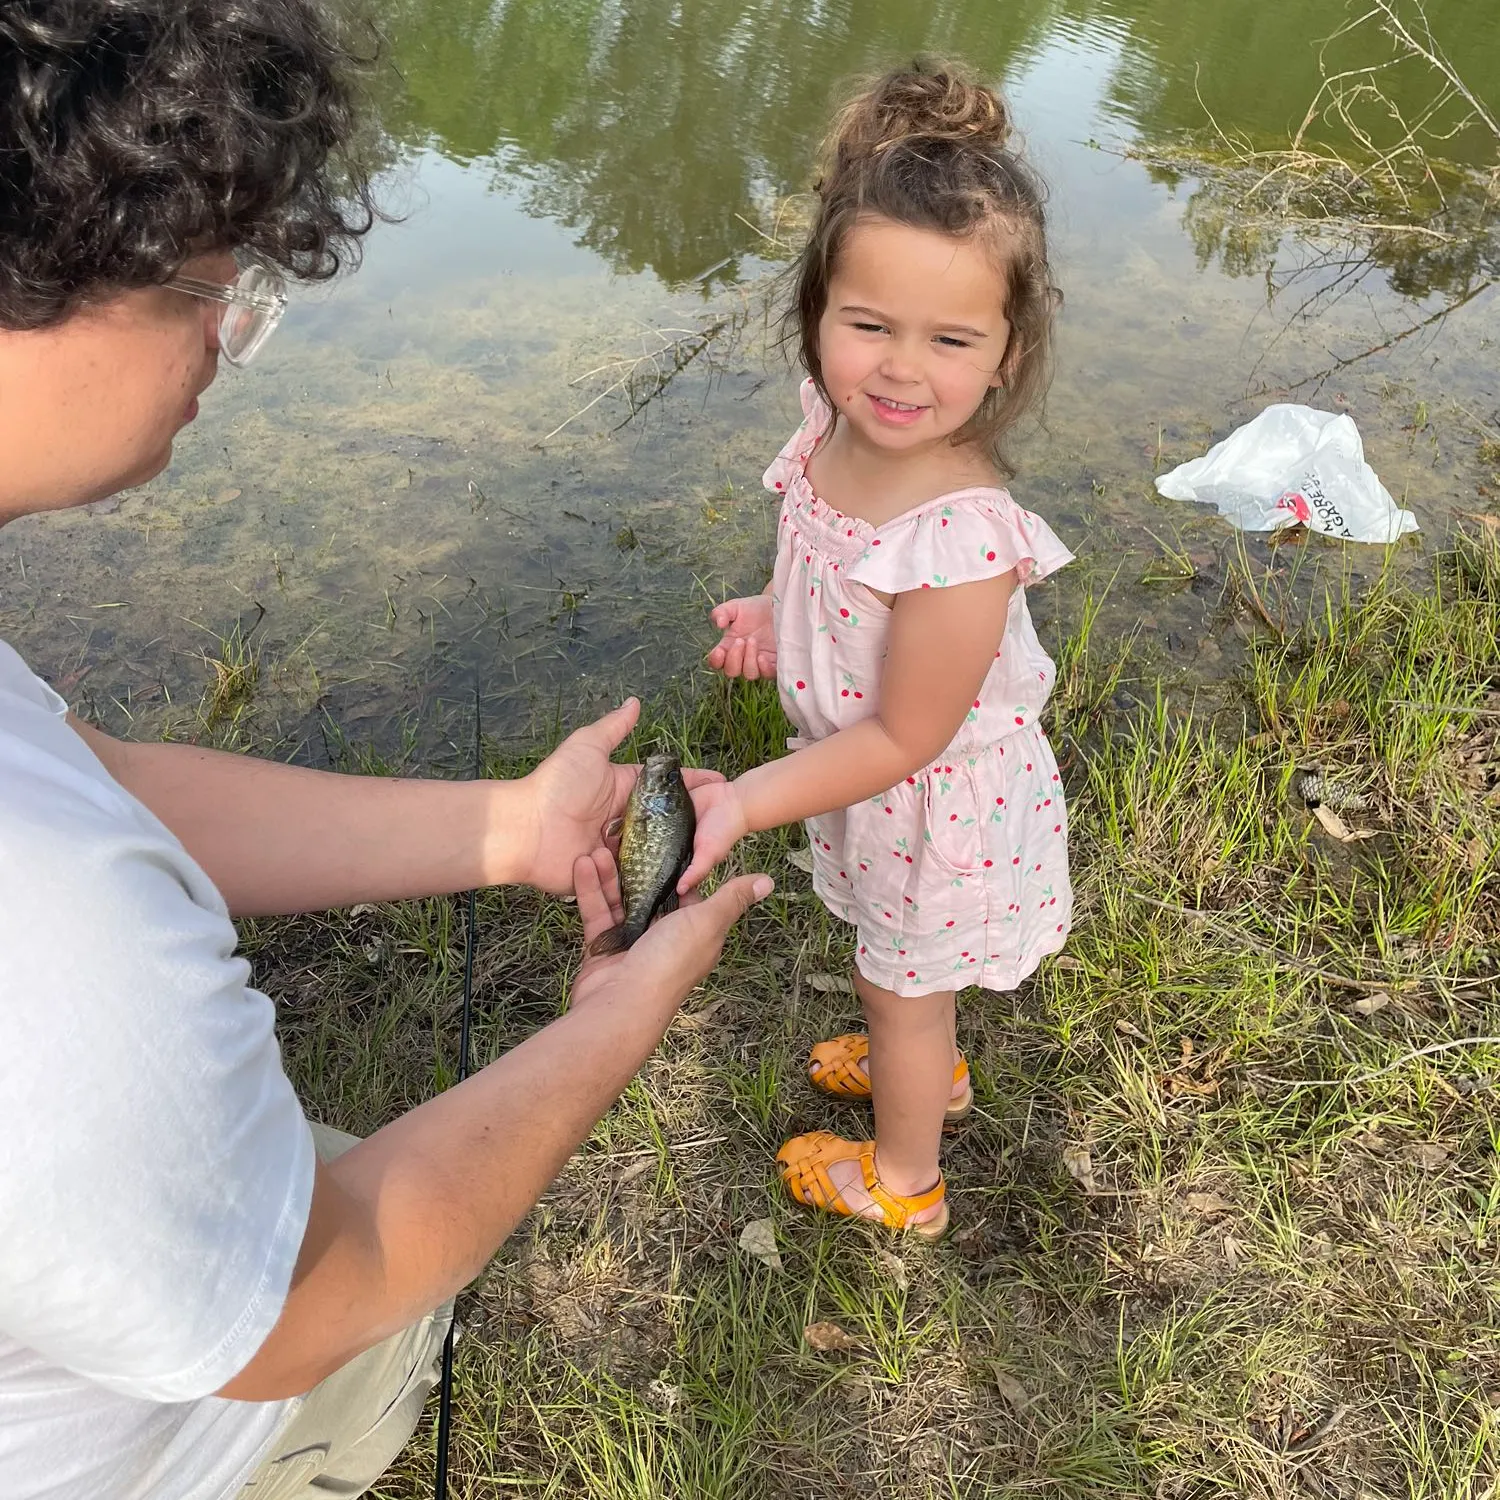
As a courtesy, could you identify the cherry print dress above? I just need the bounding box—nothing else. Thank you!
[767,379,1075,998]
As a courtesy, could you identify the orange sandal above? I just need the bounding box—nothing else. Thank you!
[807,1034,974,1124]
[776,1131,949,1238]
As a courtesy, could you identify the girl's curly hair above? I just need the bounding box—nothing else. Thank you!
[0,0,378,329]
[788,61,1059,479]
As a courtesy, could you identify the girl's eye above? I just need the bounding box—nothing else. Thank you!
[852,321,887,334]
[935,336,970,348]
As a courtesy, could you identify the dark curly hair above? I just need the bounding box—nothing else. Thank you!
[788,61,1059,479]
[0,0,378,329]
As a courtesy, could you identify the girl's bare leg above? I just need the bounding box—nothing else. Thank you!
[832,988,967,1103]
[819,974,956,1223]
[862,974,955,1197]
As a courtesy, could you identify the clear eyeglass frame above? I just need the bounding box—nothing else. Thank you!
[166,262,288,368]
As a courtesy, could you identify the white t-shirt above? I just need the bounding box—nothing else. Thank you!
[0,639,314,1499]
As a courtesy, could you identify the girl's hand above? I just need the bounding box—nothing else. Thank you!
[706,594,777,681]
[678,778,751,893]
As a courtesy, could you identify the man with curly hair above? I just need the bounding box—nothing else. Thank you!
[0,4,771,1498]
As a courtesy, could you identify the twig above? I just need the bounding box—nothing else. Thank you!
[597,1135,728,1161]
[1285,1404,1352,1455]
[541,319,731,444]
[537,374,630,443]
[1389,699,1500,716]
[1129,891,1403,994]
[1256,1036,1500,1089]
[734,211,785,246]
[1289,277,1496,393]
[1232,562,1286,640]
[1370,0,1500,144]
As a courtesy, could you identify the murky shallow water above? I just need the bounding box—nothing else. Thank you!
[2,0,1496,759]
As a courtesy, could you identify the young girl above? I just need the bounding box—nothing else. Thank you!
[679,64,1072,1236]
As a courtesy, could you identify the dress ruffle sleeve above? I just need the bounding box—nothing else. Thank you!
[762,378,832,495]
[847,490,1073,594]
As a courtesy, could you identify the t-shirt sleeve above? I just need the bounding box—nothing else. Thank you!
[0,723,314,1403]
[847,491,1074,594]
[762,377,833,495]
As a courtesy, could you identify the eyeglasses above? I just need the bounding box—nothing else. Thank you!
[166,262,287,368]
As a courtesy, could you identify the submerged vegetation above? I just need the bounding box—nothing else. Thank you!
[234,530,1500,1500]
[1124,0,1499,393]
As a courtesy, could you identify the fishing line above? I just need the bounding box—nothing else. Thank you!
[434,681,481,1500]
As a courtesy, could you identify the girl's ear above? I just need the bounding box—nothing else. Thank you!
[989,330,1016,390]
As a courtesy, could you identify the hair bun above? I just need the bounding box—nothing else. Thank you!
[827,62,1011,177]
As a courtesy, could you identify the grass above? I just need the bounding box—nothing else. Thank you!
[237,532,1500,1500]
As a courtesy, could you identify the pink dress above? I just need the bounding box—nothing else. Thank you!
[768,380,1075,998]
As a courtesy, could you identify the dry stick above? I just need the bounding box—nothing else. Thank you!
[541,321,729,444]
[1290,276,1496,393]
[1129,891,1402,994]
[1285,1405,1352,1455]
[1389,699,1500,717]
[1256,1036,1500,1090]
[1373,0,1500,143]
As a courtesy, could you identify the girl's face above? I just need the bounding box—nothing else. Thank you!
[0,249,232,523]
[816,216,1011,457]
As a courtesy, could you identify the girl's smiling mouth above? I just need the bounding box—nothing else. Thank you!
[868,393,928,425]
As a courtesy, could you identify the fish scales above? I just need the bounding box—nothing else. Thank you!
[589,753,696,954]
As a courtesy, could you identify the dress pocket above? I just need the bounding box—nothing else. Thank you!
[920,759,985,877]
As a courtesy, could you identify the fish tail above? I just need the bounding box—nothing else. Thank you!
[586,922,631,957]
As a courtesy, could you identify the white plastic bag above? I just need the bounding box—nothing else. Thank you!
[1155,404,1418,543]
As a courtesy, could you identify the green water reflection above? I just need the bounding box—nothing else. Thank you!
[365,0,1499,290]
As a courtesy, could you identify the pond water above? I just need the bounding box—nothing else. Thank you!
[3,0,1496,760]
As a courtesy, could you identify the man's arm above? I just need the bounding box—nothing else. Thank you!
[71,718,531,914]
[217,855,772,1401]
[67,699,710,915]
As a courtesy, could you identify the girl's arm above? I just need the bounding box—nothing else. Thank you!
[678,570,1017,890]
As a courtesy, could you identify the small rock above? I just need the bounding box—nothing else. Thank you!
[875,1248,908,1291]
[992,1369,1032,1411]
[647,1379,681,1410]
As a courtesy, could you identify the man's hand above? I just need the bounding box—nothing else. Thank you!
[514,699,723,895]
[570,846,771,1007]
[706,594,777,682]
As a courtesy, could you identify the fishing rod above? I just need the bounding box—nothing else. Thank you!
[434,682,481,1500]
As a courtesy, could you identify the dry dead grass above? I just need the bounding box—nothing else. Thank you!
[228,531,1500,1499]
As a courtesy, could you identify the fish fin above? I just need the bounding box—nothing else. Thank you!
[655,888,680,919]
[587,923,630,957]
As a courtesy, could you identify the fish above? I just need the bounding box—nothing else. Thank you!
[588,752,697,955]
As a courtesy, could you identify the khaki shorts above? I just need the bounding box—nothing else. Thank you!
[236,1123,454,1500]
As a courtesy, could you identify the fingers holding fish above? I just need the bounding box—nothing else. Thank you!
[573,852,622,949]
